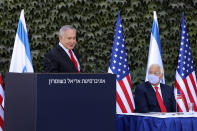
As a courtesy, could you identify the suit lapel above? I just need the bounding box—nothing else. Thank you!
[145,82,158,106]
[57,45,78,72]
[160,84,168,108]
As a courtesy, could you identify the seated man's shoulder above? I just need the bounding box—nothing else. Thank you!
[160,83,174,93]
[136,82,147,90]
[160,83,172,88]
[136,82,156,92]
[138,81,151,87]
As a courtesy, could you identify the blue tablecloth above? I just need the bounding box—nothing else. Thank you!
[117,113,197,131]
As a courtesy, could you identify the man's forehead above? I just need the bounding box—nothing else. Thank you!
[65,29,76,33]
[64,29,76,37]
[149,65,160,71]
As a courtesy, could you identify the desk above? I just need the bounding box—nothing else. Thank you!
[117,113,197,131]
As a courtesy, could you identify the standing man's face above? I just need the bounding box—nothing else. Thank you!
[59,29,76,50]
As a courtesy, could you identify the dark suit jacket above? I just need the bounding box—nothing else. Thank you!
[44,45,80,73]
[134,81,176,113]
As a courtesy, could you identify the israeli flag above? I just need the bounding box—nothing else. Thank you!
[145,11,165,84]
[9,9,34,73]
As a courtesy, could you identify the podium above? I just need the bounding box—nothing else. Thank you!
[4,73,116,131]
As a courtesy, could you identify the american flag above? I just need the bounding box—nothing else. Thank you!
[174,87,183,112]
[175,12,197,112]
[108,11,135,113]
[176,89,182,99]
[0,74,4,131]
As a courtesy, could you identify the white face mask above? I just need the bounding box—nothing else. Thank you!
[148,74,160,84]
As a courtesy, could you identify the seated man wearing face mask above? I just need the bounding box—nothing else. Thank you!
[134,64,176,113]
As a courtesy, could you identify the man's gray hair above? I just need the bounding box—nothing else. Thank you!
[59,25,76,37]
[148,64,164,74]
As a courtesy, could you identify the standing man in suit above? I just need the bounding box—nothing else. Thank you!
[134,64,176,113]
[44,25,80,73]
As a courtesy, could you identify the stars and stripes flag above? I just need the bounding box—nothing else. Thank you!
[9,9,34,73]
[108,11,135,113]
[174,12,197,112]
[174,87,183,111]
[0,74,4,131]
[145,11,165,84]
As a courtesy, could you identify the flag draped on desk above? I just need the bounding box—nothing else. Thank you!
[108,11,135,113]
[145,11,165,84]
[174,12,197,112]
[9,9,34,73]
[0,75,4,131]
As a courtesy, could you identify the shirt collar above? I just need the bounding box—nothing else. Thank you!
[59,42,70,53]
[151,83,161,88]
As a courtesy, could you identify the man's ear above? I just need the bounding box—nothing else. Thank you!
[159,73,163,80]
[59,36,62,42]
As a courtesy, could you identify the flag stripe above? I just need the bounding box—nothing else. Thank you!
[0,75,4,131]
[0,87,4,106]
[175,80,189,111]
[126,75,135,110]
[192,72,197,88]
[0,97,2,106]
[152,17,162,55]
[0,78,4,90]
[17,13,32,64]
[116,92,127,113]
[186,75,197,107]
[189,73,197,97]
[176,72,190,102]
[122,78,134,109]
[177,102,183,112]
[0,117,3,131]
[0,106,3,120]
[119,79,134,112]
[183,79,196,109]
[116,80,131,112]
[116,102,122,113]
[126,75,132,91]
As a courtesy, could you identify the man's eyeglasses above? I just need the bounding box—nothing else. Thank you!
[148,71,161,75]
